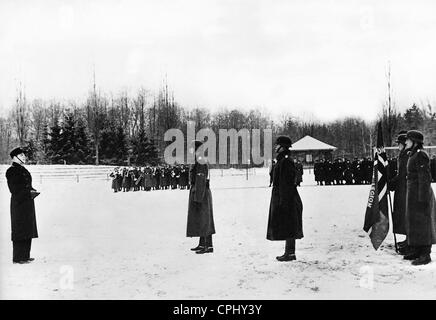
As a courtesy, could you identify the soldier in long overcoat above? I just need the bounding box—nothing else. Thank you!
[6,147,39,264]
[267,136,303,261]
[295,161,303,186]
[186,140,215,254]
[144,167,152,191]
[179,165,189,189]
[109,168,120,192]
[388,131,408,253]
[403,130,436,266]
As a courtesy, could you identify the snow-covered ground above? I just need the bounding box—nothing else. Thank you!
[1,168,436,299]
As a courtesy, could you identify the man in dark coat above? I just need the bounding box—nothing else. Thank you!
[6,147,39,264]
[267,136,303,261]
[179,165,189,190]
[388,131,408,254]
[317,160,326,185]
[186,140,215,254]
[344,159,354,185]
[324,160,333,185]
[295,160,303,186]
[403,130,436,266]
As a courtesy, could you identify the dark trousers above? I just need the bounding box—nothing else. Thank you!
[199,235,213,248]
[285,238,296,254]
[13,239,32,262]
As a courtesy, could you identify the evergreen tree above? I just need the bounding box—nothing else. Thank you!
[46,122,63,164]
[131,129,157,165]
[114,126,128,165]
[60,112,78,164]
[99,127,116,164]
[76,117,92,164]
[403,104,424,130]
[24,139,37,164]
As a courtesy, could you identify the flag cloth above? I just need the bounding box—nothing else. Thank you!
[363,122,390,250]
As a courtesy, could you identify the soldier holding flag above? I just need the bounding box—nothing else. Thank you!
[363,123,390,250]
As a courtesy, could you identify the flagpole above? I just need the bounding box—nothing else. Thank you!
[387,184,398,253]
[384,152,399,253]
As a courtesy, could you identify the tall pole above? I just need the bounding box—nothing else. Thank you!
[387,190,398,253]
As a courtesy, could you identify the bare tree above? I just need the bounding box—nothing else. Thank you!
[13,82,29,145]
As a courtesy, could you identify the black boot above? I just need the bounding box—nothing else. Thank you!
[191,237,205,251]
[398,245,411,255]
[276,253,296,261]
[397,240,408,248]
[404,251,420,260]
[196,247,213,254]
[276,238,296,262]
[196,235,213,254]
[412,254,431,266]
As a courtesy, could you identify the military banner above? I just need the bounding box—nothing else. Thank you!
[363,122,389,250]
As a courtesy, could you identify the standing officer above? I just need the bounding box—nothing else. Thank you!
[186,140,215,254]
[388,130,408,254]
[5,147,39,264]
[267,136,303,261]
[403,130,436,265]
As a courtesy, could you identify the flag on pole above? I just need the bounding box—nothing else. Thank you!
[363,122,389,250]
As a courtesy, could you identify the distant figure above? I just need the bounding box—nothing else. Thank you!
[186,140,215,254]
[5,147,39,264]
[403,130,436,266]
[267,136,303,262]
[343,160,354,185]
[295,161,303,187]
[109,168,121,192]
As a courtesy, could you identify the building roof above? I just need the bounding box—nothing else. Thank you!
[290,135,337,151]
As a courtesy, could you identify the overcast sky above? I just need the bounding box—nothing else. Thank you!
[1,0,436,121]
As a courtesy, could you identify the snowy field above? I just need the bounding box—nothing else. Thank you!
[1,167,436,300]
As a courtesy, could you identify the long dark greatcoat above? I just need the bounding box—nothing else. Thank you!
[267,150,303,240]
[6,162,38,241]
[388,149,408,235]
[405,148,436,246]
[186,158,215,237]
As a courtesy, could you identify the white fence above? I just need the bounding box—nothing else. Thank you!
[0,165,263,183]
[0,165,116,183]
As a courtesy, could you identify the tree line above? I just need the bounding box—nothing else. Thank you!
[1,81,435,166]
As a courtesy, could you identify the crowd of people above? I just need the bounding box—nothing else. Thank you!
[314,158,373,185]
[109,165,190,192]
[314,155,436,186]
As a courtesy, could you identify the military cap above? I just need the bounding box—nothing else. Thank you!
[9,147,26,159]
[395,130,408,144]
[275,135,292,147]
[406,130,424,144]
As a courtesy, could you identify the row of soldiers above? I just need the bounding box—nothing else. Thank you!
[314,158,373,185]
[109,165,190,192]
[314,155,436,186]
